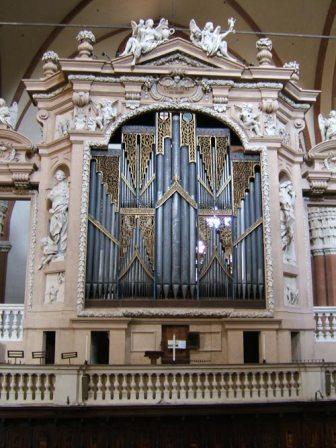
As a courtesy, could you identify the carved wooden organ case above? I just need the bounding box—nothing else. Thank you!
[86,111,264,303]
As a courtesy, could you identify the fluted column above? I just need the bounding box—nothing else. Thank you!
[308,207,336,306]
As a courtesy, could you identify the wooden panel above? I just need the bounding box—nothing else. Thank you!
[161,325,190,364]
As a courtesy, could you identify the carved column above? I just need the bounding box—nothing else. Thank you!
[308,207,336,306]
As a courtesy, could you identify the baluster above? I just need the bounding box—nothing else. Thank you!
[47,374,55,401]
[330,312,336,340]
[183,373,190,401]
[162,373,170,401]
[171,374,178,401]
[236,372,243,399]
[109,374,116,401]
[138,373,145,401]
[0,310,4,339]
[262,372,269,398]
[129,374,137,401]
[203,373,211,400]
[121,374,128,401]
[17,310,23,339]
[315,313,323,340]
[3,311,11,340]
[96,374,103,402]
[6,374,14,402]
[26,374,35,402]
[195,373,203,400]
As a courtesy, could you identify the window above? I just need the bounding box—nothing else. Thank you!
[85,111,264,304]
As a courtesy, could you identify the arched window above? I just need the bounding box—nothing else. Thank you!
[85,111,264,304]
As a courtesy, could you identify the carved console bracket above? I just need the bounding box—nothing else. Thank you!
[303,139,336,195]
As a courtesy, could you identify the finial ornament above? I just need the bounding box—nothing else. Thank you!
[0,98,17,129]
[76,30,96,59]
[318,110,336,141]
[189,18,237,61]
[120,18,175,65]
[283,61,300,82]
[42,51,60,78]
[256,37,273,66]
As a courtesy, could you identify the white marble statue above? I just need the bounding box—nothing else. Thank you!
[279,180,296,264]
[318,110,336,141]
[0,98,18,129]
[40,170,69,268]
[239,103,261,136]
[189,18,236,61]
[88,100,117,131]
[121,18,175,65]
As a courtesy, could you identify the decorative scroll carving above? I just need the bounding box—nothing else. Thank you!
[140,133,154,186]
[198,135,212,188]
[95,155,119,205]
[189,18,237,61]
[232,161,256,211]
[0,99,17,130]
[143,74,210,104]
[308,207,336,255]
[120,215,136,262]
[121,18,175,65]
[156,112,172,155]
[180,112,196,162]
[40,170,69,269]
[123,133,137,187]
[216,136,228,189]
[279,180,296,264]
[0,200,8,237]
[318,110,336,141]
[139,215,155,267]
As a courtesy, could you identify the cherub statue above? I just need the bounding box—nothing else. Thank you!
[88,100,117,131]
[189,18,236,61]
[0,98,18,129]
[318,110,336,141]
[238,103,261,136]
[121,18,174,65]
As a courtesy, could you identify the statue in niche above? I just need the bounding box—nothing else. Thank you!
[238,103,261,136]
[318,110,336,141]
[279,180,296,264]
[121,18,175,65]
[40,170,69,269]
[0,98,17,129]
[189,18,236,61]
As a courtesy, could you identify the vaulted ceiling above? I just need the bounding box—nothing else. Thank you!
[0,0,335,145]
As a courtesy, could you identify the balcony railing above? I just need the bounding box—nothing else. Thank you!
[314,307,336,341]
[0,363,335,406]
[0,304,24,341]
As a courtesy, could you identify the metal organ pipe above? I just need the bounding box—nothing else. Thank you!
[171,114,181,297]
[162,137,172,298]
[155,152,164,298]
[180,145,190,298]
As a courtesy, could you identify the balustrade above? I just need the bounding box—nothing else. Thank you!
[0,305,24,341]
[314,307,336,341]
[0,363,335,406]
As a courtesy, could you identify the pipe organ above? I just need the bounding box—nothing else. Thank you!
[85,111,264,303]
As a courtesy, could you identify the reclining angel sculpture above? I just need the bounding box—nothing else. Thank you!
[189,18,237,61]
[121,18,175,65]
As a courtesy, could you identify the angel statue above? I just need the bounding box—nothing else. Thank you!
[318,110,336,141]
[0,98,18,129]
[121,18,175,65]
[189,18,237,61]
